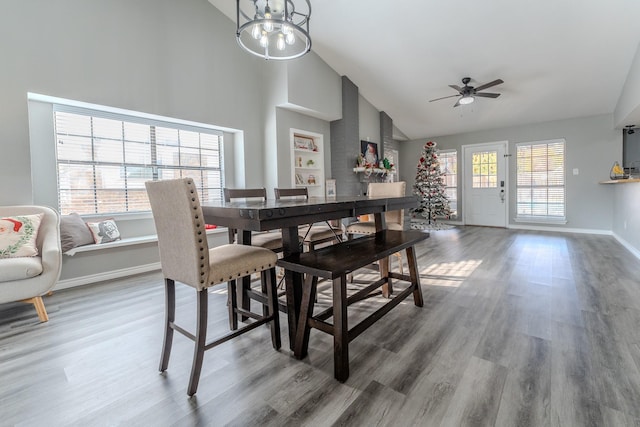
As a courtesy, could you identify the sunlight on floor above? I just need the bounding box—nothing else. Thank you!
[420,259,483,288]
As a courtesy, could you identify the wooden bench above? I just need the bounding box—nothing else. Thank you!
[277,229,429,382]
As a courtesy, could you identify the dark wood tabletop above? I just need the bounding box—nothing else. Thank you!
[202,194,419,349]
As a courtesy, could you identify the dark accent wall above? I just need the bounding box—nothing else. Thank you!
[380,111,397,155]
[330,76,361,196]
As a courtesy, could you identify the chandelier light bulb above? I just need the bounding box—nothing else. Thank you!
[251,23,261,39]
[286,31,295,45]
[277,33,286,50]
[260,31,269,48]
[263,5,273,32]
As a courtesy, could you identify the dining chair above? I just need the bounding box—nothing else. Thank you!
[345,181,407,277]
[274,187,343,251]
[223,188,285,252]
[146,178,280,396]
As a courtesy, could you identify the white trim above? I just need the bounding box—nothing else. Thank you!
[55,262,161,290]
[28,92,240,133]
[64,235,158,256]
[508,223,612,235]
[612,232,640,260]
[63,228,226,256]
[514,216,567,225]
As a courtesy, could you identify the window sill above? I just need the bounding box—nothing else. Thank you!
[514,217,567,225]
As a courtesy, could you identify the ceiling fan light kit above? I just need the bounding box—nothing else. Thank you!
[430,77,504,107]
[236,0,312,60]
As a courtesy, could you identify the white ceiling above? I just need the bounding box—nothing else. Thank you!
[209,0,640,140]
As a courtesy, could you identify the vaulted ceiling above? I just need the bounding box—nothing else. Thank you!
[209,0,640,140]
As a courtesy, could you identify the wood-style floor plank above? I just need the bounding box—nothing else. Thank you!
[2,226,640,426]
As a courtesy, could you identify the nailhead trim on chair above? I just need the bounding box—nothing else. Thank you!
[186,179,208,286]
[214,262,275,285]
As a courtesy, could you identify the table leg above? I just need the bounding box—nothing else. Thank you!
[282,225,303,350]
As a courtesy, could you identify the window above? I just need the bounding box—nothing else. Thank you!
[439,150,458,218]
[516,139,565,220]
[54,109,224,215]
[472,150,498,188]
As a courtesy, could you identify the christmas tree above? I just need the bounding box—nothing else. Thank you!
[413,141,451,223]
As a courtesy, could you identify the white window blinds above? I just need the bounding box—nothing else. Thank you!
[516,139,565,220]
[54,110,224,215]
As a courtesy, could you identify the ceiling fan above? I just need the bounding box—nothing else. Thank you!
[430,77,504,107]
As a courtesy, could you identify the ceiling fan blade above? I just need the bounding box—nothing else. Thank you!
[448,84,462,92]
[429,94,461,102]
[453,98,462,107]
[474,92,501,98]
[474,79,504,92]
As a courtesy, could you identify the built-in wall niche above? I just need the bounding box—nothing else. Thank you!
[623,128,640,174]
[290,128,324,197]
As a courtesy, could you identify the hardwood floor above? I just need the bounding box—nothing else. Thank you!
[2,226,640,426]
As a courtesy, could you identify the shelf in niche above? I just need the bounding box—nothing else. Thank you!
[294,148,320,154]
[295,166,321,170]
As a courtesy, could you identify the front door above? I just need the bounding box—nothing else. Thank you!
[463,141,508,227]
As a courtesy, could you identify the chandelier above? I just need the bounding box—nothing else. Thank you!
[236,0,311,60]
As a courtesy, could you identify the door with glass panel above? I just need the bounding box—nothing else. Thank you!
[462,141,508,227]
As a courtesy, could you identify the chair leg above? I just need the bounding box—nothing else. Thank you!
[380,256,392,298]
[395,252,404,276]
[261,272,269,319]
[227,279,238,331]
[159,278,175,372]
[22,296,49,322]
[264,267,281,350]
[187,288,208,396]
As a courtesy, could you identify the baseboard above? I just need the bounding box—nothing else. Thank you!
[55,262,162,290]
[612,232,640,260]
[507,223,613,235]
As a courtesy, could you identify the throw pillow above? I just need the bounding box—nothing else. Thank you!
[86,219,121,244]
[0,213,44,258]
[60,213,95,252]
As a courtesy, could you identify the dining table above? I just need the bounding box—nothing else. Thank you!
[201,194,419,349]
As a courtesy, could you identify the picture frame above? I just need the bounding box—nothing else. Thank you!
[294,134,317,151]
[326,179,336,198]
[361,140,379,166]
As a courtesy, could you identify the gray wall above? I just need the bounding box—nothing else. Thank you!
[359,95,381,146]
[612,183,640,256]
[401,114,620,232]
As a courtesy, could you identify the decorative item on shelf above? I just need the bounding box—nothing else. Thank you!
[294,134,316,151]
[610,161,629,180]
[382,157,395,172]
[307,174,316,185]
[297,156,302,167]
[235,0,312,61]
[326,179,336,198]
[295,173,304,184]
[306,159,315,167]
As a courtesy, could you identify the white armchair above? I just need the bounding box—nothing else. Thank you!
[0,206,62,322]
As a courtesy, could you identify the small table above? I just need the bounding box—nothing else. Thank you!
[202,194,418,348]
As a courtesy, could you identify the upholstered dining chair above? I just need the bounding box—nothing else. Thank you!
[146,178,280,396]
[274,187,343,251]
[223,188,287,252]
[345,181,406,277]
